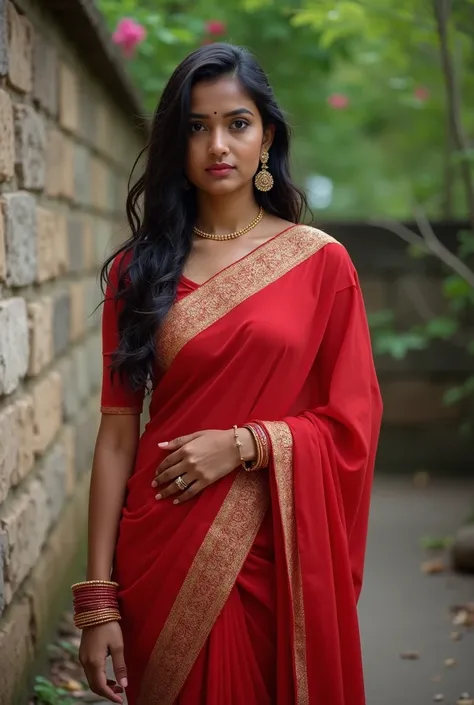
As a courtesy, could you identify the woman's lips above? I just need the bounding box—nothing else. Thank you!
[206,165,235,177]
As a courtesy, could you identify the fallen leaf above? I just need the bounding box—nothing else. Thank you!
[451,631,462,641]
[421,559,446,574]
[444,658,456,668]
[400,650,420,660]
[63,678,83,691]
[433,695,444,702]
[432,675,442,682]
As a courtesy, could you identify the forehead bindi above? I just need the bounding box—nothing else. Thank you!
[190,76,257,118]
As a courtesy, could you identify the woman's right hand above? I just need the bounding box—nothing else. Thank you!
[79,621,128,703]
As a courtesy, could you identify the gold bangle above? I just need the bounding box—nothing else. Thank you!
[75,617,120,629]
[71,580,119,590]
[232,425,247,471]
[74,611,121,626]
[74,608,119,621]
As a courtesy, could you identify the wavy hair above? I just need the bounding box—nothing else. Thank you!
[100,42,308,392]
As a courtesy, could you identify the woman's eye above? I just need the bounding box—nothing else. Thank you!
[231,119,249,130]
[190,123,205,133]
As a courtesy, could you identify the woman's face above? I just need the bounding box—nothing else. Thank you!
[185,75,274,196]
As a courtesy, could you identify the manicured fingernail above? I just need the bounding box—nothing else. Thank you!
[151,480,157,488]
[158,442,169,448]
[119,678,128,688]
[155,494,162,500]
[173,499,179,505]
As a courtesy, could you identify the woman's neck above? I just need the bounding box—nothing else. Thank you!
[195,189,261,236]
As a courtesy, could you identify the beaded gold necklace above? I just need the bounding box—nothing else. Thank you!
[193,207,263,241]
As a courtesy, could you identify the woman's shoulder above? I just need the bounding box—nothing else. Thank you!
[292,224,357,288]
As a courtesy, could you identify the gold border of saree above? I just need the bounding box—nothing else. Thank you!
[262,421,309,705]
[139,225,337,703]
[158,225,338,368]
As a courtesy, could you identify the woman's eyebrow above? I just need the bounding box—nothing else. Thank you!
[189,108,255,119]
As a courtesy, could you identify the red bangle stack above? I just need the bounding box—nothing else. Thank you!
[243,421,270,471]
[71,580,121,629]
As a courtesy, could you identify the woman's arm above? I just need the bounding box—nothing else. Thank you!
[86,414,141,581]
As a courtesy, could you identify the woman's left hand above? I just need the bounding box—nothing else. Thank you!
[152,428,254,503]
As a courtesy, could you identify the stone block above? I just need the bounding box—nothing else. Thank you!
[13,395,34,484]
[96,98,112,155]
[0,297,29,395]
[60,137,75,200]
[55,212,68,275]
[0,532,6,615]
[27,295,53,375]
[33,33,58,114]
[0,88,14,181]
[0,0,8,76]
[94,217,113,267]
[86,331,102,392]
[91,156,108,211]
[39,438,68,525]
[83,216,94,270]
[0,203,5,281]
[74,143,91,206]
[59,346,90,420]
[14,103,46,190]
[84,276,102,331]
[67,215,84,274]
[25,472,89,653]
[44,126,62,197]
[36,206,57,282]
[0,403,18,503]
[52,288,70,356]
[381,379,459,425]
[0,599,34,703]
[74,405,99,475]
[62,425,76,497]
[70,280,86,341]
[58,356,78,421]
[59,62,78,133]
[78,75,97,144]
[0,479,49,603]
[7,1,33,93]
[32,370,62,454]
[2,191,37,286]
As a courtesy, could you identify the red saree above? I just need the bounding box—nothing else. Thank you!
[100,224,383,705]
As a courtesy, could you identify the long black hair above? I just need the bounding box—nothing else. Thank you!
[101,42,308,392]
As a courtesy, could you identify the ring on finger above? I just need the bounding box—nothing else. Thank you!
[175,475,188,492]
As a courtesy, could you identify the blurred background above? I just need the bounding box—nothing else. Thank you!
[0,0,472,704]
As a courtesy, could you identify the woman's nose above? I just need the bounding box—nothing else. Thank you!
[208,130,229,157]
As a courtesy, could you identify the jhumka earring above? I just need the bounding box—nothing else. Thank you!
[254,150,274,192]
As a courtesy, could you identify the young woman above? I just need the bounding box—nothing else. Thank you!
[76,42,382,705]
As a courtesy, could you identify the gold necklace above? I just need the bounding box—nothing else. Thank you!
[193,207,264,241]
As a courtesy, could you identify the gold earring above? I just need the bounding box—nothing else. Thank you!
[254,150,274,192]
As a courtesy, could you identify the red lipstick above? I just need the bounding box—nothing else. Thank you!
[206,162,234,176]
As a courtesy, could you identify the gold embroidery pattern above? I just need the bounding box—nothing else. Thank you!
[263,421,309,705]
[138,472,269,705]
[100,405,142,415]
[159,226,339,367]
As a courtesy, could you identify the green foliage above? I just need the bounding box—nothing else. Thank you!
[33,677,74,705]
[96,0,474,219]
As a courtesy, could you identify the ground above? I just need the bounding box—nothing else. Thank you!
[31,476,474,705]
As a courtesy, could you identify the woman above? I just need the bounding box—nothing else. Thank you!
[77,42,382,705]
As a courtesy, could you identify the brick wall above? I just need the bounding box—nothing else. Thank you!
[0,1,144,701]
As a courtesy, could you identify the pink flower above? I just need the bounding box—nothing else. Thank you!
[112,18,146,59]
[414,86,430,102]
[205,20,227,36]
[327,93,349,110]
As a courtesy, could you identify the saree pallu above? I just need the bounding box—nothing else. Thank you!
[100,225,383,705]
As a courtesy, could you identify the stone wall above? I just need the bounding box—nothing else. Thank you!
[0,1,144,702]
